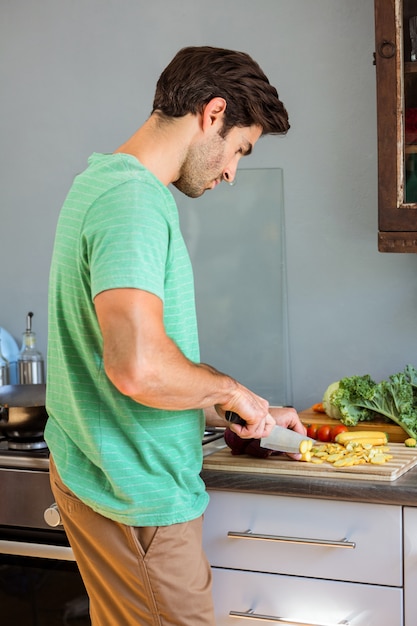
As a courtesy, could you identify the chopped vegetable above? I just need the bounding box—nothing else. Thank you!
[305,441,392,466]
[322,365,417,440]
[405,438,417,447]
[299,439,313,455]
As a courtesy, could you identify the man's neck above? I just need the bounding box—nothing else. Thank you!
[114,113,201,186]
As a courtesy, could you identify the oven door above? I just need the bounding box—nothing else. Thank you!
[0,465,90,625]
[0,551,90,625]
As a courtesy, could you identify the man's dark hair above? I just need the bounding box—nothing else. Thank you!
[152,46,290,137]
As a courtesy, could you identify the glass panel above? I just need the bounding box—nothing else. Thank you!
[403,0,417,203]
[173,168,292,406]
[0,556,90,625]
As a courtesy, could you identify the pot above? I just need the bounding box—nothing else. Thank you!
[0,384,47,437]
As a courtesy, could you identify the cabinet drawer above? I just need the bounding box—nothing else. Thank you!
[203,491,402,586]
[211,566,402,626]
[404,507,417,626]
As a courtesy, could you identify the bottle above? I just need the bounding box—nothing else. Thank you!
[0,337,10,386]
[18,312,45,385]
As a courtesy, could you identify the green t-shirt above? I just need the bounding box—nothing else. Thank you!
[45,153,208,526]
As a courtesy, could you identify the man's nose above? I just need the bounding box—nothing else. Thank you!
[223,168,237,186]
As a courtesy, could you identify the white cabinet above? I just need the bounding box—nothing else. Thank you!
[404,506,417,626]
[210,568,402,626]
[203,490,403,626]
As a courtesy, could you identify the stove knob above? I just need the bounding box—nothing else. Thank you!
[44,503,62,527]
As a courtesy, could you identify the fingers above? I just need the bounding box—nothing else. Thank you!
[270,406,306,435]
[228,411,275,440]
[218,390,306,441]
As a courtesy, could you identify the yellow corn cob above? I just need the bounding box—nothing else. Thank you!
[335,431,388,446]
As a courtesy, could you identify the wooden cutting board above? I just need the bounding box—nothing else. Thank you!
[203,443,417,482]
[299,407,408,443]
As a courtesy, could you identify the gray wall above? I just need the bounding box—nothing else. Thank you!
[1,0,417,410]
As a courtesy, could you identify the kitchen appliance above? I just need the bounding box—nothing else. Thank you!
[0,384,48,448]
[0,438,91,624]
[0,417,224,624]
[0,377,90,623]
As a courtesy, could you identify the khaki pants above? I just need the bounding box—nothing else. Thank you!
[49,457,216,626]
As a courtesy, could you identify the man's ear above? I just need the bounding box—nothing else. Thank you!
[201,97,227,130]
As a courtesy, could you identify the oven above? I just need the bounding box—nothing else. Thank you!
[0,428,225,625]
[0,438,90,625]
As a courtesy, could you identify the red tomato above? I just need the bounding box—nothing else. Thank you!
[317,425,332,442]
[330,424,349,442]
[306,424,319,439]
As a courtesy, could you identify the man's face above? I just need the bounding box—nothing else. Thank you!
[173,124,262,198]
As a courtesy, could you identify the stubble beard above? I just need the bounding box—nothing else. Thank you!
[173,134,226,198]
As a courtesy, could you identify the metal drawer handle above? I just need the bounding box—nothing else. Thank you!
[227,530,356,549]
[230,609,349,625]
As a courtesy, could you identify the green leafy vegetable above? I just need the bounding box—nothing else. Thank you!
[322,365,417,439]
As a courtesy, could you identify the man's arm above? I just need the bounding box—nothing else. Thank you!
[94,287,277,439]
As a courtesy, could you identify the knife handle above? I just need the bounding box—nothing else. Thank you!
[225,411,246,426]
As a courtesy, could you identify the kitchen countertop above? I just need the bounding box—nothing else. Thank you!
[201,441,417,507]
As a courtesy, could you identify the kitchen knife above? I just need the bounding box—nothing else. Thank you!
[225,410,315,454]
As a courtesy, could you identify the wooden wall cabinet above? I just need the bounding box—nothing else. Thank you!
[374,0,417,252]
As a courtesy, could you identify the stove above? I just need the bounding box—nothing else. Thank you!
[0,438,50,470]
[0,434,90,623]
[0,428,227,624]
[202,427,225,445]
[0,428,226,548]
[0,427,225,469]
[0,428,226,534]
[0,436,68,552]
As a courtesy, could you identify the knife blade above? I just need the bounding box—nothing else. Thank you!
[225,410,315,454]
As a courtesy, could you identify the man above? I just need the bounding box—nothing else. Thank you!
[46,46,305,626]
